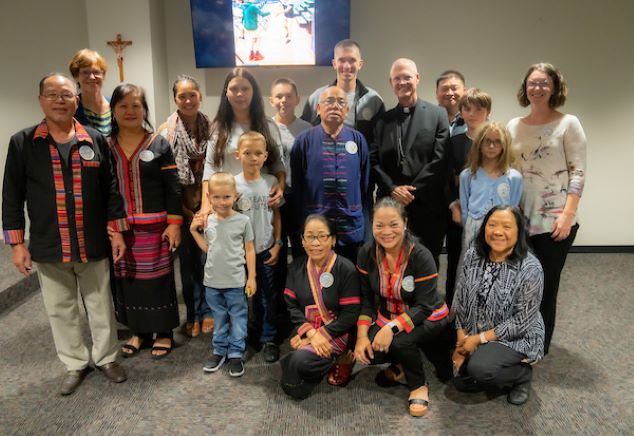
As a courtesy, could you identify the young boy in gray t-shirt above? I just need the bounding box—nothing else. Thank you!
[234,131,283,363]
[190,172,255,377]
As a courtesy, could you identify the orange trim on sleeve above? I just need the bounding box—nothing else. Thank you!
[415,273,438,282]
[356,265,368,275]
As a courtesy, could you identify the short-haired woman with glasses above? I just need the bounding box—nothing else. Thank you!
[69,49,112,135]
[280,214,360,399]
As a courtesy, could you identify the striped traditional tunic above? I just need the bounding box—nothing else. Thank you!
[356,241,448,332]
[109,132,182,333]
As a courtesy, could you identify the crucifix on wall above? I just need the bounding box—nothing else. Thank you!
[107,33,132,82]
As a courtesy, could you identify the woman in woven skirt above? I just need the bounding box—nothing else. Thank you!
[109,83,182,359]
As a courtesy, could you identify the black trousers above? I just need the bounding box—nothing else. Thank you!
[455,342,532,390]
[530,224,578,354]
[407,203,446,269]
[279,349,334,400]
[367,317,449,391]
[444,217,463,307]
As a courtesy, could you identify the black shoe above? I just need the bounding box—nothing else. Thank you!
[60,367,92,396]
[203,354,226,373]
[262,342,280,363]
[507,381,531,405]
[228,358,245,377]
[453,375,483,393]
[97,362,127,383]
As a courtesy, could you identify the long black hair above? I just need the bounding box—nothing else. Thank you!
[109,83,153,138]
[211,68,280,171]
[474,205,529,262]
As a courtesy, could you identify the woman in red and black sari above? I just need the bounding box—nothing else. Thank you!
[354,197,450,417]
[109,84,182,359]
[280,214,360,399]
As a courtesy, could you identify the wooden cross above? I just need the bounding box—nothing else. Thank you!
[107,33,132,82]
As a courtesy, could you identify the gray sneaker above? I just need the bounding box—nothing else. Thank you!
[203,354,226,372]
[227,358,245,377]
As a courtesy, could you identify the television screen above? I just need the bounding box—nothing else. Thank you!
[190,0,350,68]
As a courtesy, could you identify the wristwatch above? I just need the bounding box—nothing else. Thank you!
[388,322,399,335]
[275,239,284,247]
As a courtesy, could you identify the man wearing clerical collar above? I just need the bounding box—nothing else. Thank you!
[371,59,449,267]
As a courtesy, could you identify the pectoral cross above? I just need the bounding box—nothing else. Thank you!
[107,34,132,82]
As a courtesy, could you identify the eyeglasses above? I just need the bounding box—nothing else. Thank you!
[79,69,104,78]
[41,92,76,101]
[320,98,347,108]
[484,138,503,147]
[527,80,550,89]
[301,233,331,243]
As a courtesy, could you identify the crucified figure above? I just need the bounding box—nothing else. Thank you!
[107,34,132,82]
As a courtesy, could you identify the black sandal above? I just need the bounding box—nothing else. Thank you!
[408,398,429,417]
[121,344,139,358]
[151,339,173,360]
[374,364,405,387]
[121,338,145,358]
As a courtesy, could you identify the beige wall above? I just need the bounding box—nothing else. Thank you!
[1,0,633,245]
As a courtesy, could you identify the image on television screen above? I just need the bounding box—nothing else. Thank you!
[191,0,349,68]
[233,0,315,66]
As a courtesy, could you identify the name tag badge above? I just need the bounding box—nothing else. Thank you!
[497,183,510,200]
[139,150,154,162]
[402,275,415,292]
[320,272,334,288]
[345,141,358,155]
[237,196,251,211]
[79,145,95,161]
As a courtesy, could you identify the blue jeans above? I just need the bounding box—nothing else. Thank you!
[253,250,277,344]
[179,220,211,323]
[206,286,248,359]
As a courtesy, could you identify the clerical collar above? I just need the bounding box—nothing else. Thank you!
[399,104,416,115]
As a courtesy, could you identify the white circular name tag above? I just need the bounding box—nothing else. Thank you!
[237,196,251,211]
[139,150,154,162]
[319,272,334,288]
[79,145,95,161]
[345,141,358,154]
[402,275,415,292]
[497,182,510,200]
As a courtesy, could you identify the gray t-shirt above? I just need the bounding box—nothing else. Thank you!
[272,116,312,186]
[235,173,278,254]
[203,212,254,288]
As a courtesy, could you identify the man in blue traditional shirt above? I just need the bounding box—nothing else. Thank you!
[290,86,370,262]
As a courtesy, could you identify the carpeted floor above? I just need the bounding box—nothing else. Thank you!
[1,253,633,435]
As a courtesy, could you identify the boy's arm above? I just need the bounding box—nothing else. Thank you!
[189,216,208,252]
[266,206,282,265]
[245,240,257,297]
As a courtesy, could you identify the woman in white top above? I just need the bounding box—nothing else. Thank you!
[201,68,285,214]
[506,63,587,355]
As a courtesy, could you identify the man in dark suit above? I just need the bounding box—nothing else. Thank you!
[371,58,449,267]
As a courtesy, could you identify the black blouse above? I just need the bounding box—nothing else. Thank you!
[284,255,360,341]
[356,241,447,333]
[110,133,182,225]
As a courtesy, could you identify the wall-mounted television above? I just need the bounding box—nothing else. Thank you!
[190,0,350,68]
